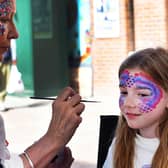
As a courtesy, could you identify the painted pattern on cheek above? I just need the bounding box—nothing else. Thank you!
[136,74,163,113]
[0,0,13,17]
[119,96,124,108]
[119,70,136,108]
[119,70,163,113]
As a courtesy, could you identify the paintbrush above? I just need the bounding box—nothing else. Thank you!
[30,96,101,103]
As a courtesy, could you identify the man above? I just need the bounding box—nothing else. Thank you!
[0,0,85,167]
[0,0,17,111]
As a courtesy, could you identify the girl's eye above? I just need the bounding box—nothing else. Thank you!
[120,91,128,95]
[137,93,151,97]
[119,87,128,96]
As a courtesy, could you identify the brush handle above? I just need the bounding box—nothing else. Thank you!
[30,96,100,103]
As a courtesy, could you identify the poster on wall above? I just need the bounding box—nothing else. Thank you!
[94,0,120,38]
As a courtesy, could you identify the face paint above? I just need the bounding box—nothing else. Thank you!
[119,70,136,107]
[119,70,135,88]
[0,0,13,17]
[119,70,163,113]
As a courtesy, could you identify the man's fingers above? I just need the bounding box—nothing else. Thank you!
[74,103,85,115]
[57,87,76,101]
[67,94,81,107]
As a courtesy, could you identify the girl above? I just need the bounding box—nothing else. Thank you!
[103,47,168,168]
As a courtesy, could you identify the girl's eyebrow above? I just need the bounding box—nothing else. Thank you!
[135,85,151,90]
[119,84,125,87]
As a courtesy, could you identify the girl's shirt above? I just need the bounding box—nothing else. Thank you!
[103,134,159,168]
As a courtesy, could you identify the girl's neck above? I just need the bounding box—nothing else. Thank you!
[139,127,158,138]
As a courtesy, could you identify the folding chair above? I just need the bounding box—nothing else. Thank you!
[97,115,119,168]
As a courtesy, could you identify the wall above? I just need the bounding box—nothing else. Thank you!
[134,0,168,49]
[16,0,34,95]
[89,0,168,99]
[90,0,130,98]
[16,0,69,96]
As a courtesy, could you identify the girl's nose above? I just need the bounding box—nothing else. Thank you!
[7,22,19,39]
[124,95,136,108]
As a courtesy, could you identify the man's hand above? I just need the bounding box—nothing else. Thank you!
[46,147,74,168]
[46,87,85,149]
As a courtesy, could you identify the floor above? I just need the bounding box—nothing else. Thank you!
[1,94,120,167]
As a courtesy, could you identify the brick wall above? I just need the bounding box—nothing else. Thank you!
[90,0,130,97]
[86,0,168,98]
[134,0,168,49]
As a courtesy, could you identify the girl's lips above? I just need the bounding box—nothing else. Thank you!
[125,113,141,119]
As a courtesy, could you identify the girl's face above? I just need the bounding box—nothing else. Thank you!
[0,0,18,56]
[119,68,168,138]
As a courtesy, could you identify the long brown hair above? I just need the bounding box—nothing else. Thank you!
[114,47,168,168]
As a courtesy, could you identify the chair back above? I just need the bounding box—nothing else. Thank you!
[97,115,119,168]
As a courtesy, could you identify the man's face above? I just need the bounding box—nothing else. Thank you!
[0,0,18,56]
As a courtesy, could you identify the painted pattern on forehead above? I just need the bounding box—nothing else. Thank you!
[119,70,163,113]
[0,0,13,17]
[119,69,136,87]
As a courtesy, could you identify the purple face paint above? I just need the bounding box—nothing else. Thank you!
[0,0,13,17]
[119,70,136,88]
[119,70,163,113]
